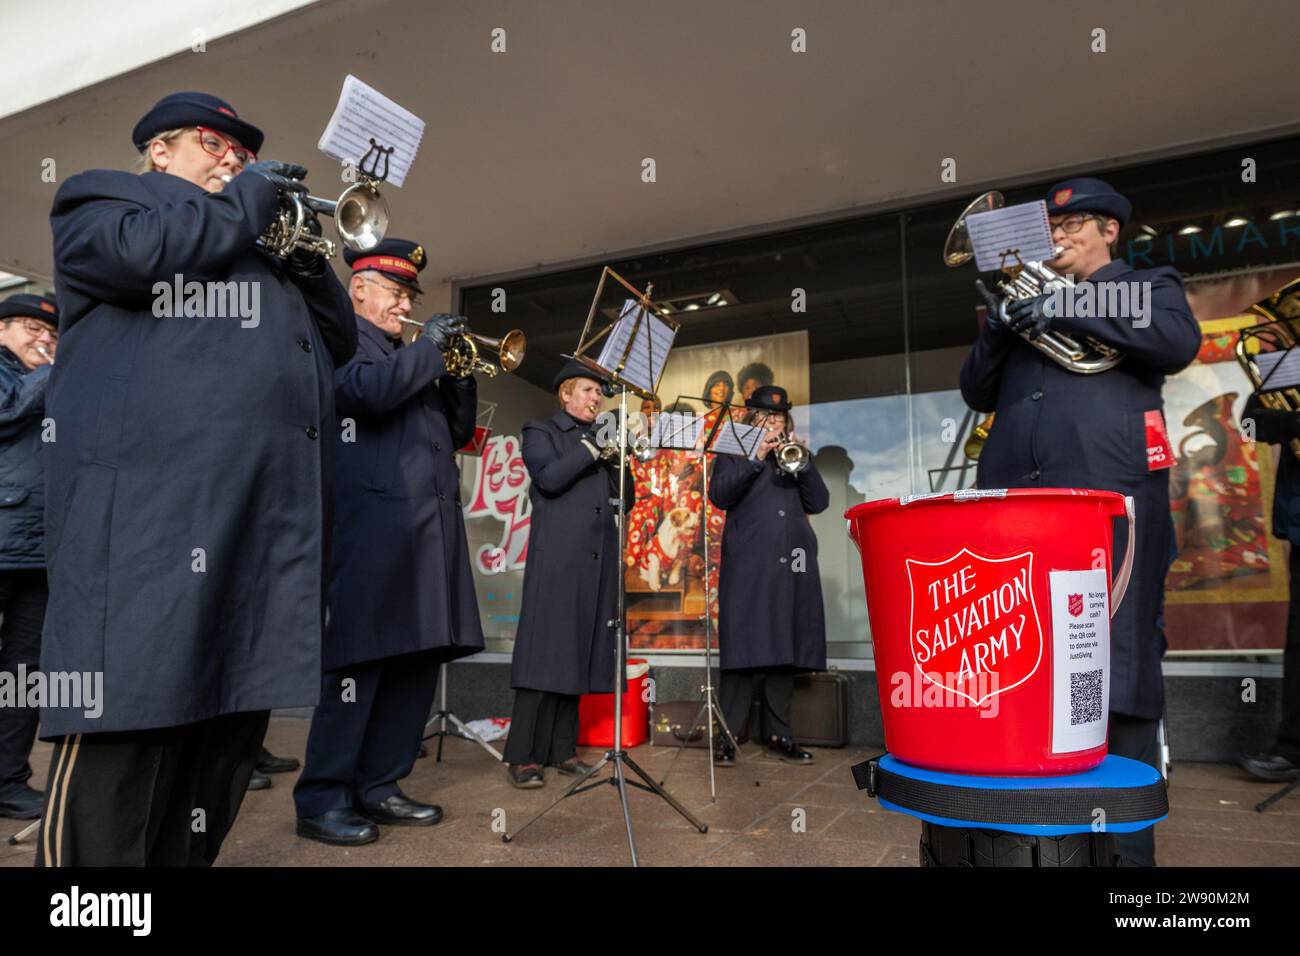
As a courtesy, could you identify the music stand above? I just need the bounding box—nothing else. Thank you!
[653,400,764,799]
[422,401,503,762]
[503,268,707,865]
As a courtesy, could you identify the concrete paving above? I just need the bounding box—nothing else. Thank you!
[4,716,1299,867]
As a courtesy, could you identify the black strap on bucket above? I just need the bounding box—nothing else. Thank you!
[851,757,1168,828]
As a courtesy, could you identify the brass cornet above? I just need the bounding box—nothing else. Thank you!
[401,321,526,379]
[775,431,810,475]
[225,173,388,260]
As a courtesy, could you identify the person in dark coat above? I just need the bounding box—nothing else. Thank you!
[503,359,631,788]
[1238,378,1300,783]
[37,92,356,866]
[708,385,829,765]
[959,177,1202,865]
[0,294,57,821]
[294,239,484,846]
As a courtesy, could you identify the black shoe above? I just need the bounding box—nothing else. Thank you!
[0,783,44,820]
[1238,752,1300,782]
[768,736,815,764]
[713,740,736,767]
[359,793,443,826]
[256,748,300,774]
[297,809,380,846]
[553,757,595,776]
[247,769,272,791]
[508,763,545,789]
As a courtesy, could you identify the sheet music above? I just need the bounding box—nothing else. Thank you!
[710,419,763,458]
[1255,349,1300,391]
[594,298,677,395]
[966,200,1056,272]
[318,75,425,187]
[654,412,701,450]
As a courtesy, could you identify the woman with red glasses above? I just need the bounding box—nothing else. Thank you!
[37,91,356,866]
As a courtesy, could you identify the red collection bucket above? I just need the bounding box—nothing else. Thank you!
[845,488,1135,775]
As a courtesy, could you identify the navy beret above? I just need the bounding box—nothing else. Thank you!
[344,238,426,293]
[132,92,264,155]
[1046,177,1131,227]
[553,357,608,392]
[0,293,58,324]
[745,385,791,412]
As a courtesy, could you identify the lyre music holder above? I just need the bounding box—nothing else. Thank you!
[357,137,393,184]
[503,268,706,865]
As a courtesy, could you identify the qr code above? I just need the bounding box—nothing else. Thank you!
[1070,669,1103,725]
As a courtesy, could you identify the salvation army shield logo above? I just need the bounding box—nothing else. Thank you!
[1054,188,1073,207]
[1068,593,1084,617]
[905,548,1044,706]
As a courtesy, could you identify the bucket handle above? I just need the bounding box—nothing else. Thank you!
[1110,495,1136,615]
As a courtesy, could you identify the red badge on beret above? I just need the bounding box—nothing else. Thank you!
[40,301,55,314]
[217,106,236,117]
[1054,188,1073,207]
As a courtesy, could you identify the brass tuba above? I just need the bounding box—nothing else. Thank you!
[400,321,526,379]
[1236,277,1300,460]
[944,191,1123,375]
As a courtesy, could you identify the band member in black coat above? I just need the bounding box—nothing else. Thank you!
[709,385,830,765]
[294,239,484,846]
[959,177,1201,865]
[503,360,631,788]
[38,92,356,866]
[0,294,57,822]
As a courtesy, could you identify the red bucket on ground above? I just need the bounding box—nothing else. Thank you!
[578,659,651,748]
[845,488,1134,775]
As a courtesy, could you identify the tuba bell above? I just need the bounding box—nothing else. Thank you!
[1236,277,1300,461]
[944,191,1123,375]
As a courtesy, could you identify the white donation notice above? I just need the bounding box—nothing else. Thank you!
[1049,569,1110,754]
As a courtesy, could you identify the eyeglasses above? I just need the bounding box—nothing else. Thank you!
[360,276,420,307]
[195,127,257,166]
[1049,213,1109,235]
[16,319,57,341]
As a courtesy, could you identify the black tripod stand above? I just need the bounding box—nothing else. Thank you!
[503,380,708,865]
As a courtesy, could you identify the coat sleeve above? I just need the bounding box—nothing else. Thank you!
[293,269,357,367]
[1051,268,1202,374]
[438,373,478,450]
[708,455,764,510]
[798,461,830,514]
[335,336,447,418]
[52,172,280,303]
[959,323,1018,413]
[1243,391,1300,444]
[523,422,599,497]
[0,365,50,439]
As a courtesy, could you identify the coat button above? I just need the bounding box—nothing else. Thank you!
[595,506,602,515]
[433,443,441,452]
[305,426,318,440]
[439,492,447,501]
[592,552,599,560]
[1031,390,1043,401]
[1030,469,1041,480]
[779,556,788,564]
[299,339,312,352]
[778,509,786,517]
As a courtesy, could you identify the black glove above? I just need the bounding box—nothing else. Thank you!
[284,207,327,279]
[975,280,1009,335]
[1003,292,1055,340]
[419,313,468,350]
[243,160,309,194]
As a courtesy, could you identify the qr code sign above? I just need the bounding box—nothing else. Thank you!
[1070,669,1103,725]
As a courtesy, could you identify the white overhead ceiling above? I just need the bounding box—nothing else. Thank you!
[2,0,1297,309]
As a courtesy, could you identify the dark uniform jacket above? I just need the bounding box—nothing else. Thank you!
[959,259,1201,717]
[0,350,50,569]
[510,411,631,696]
[1243,392,1300,547]
[41,168,356,737]
[326,318,484,670]
[710,453,830,671]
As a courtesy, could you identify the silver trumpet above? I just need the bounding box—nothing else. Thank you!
[224,173,388,260]
[599,430,655,464]
[774,431,810,475]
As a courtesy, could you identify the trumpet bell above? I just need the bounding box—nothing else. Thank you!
[444,329,527,379]
[776,439,810,475]
[333,181,388,253]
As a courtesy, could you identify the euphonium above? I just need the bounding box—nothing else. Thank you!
[1236,277,1300,461]
[944,191,1123,375]
[399,321,526,379]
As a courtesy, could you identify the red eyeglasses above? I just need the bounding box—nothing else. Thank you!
[195,127,257,166]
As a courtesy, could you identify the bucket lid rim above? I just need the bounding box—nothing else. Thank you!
[844,487,1127,520]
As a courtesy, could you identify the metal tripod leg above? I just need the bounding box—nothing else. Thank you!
[623,753,708,833]
[503,751,612,845]
[421,662,503,762]
[1256,776,1300,812]
[659,682,738,796]
[6,818,38,846]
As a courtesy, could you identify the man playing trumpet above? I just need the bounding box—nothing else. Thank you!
[294,239,484,846]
